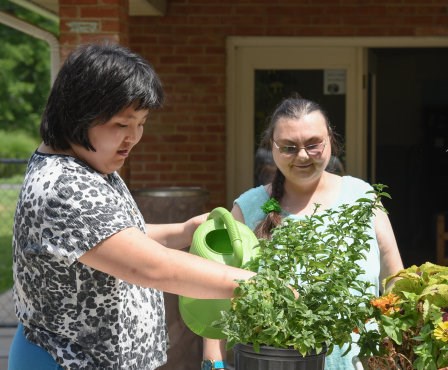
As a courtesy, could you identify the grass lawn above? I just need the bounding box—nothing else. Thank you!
[0,184,21,293]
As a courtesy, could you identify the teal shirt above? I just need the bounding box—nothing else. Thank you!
[234,175,381,370]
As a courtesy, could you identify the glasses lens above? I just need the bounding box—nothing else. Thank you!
[305,142,325,156]
[280,145,298,155]
[274,140,326,156]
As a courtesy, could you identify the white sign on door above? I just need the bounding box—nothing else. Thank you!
[324,69,346,95]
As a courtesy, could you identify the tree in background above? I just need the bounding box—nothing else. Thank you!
[0,1,58,294]
[0,0,58,139]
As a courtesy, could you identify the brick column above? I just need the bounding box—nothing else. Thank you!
[58,0,131,182]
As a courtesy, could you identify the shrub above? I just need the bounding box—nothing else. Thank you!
[0,130,37,177]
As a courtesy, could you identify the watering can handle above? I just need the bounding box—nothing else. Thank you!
[208,207,243,266]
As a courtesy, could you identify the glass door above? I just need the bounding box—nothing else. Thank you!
[226,41,364,206]
[253,69,347,185]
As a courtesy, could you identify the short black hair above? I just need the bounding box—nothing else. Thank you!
[40,43,164,151]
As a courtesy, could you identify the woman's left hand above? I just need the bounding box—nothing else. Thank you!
[146,212,209,250]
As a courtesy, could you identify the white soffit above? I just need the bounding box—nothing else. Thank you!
[130,0,166,16]
[9,0,166,20]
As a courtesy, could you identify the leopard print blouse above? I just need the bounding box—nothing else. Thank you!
[13,151,168,369]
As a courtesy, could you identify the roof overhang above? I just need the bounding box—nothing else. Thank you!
[10,0,166,21]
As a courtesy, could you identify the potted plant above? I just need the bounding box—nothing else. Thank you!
[218,186,389,369]
[355,262,448,370]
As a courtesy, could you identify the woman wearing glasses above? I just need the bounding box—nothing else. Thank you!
[202,97,403,370]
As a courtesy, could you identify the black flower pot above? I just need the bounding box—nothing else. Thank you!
[234,343,326,370]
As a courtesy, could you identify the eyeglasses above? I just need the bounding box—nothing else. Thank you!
[272,139,327,157]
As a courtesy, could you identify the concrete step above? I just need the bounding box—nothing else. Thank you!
[0,289,17,370]
[0,326,16,370]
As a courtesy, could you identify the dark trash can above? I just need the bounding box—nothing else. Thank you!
[131,187,209,370]
[132,187,209,224]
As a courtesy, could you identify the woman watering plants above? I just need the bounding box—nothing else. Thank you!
[202,96,404,370]
[8,42,256,370]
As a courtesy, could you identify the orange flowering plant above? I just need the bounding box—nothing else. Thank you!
[357,262,448,370]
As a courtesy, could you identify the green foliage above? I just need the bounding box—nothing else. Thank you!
[220,185,388,357]
[358,263,448,370]
[0,31,50,136]
[0,0,56,294]
[0,185,21,293]
[0,234,14,293]
[0,0,58,137]
[0,0,58,34]
[0,130,37,177]
[0,129,38,157]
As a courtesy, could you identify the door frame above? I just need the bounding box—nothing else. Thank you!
[226,36,448,207]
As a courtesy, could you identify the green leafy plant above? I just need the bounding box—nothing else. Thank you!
[220,185,390,357]
[0,185,21,293]
[0,130,37,177]
[357,263,448,370]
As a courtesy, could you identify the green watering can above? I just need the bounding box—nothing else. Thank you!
[179,207,260,339]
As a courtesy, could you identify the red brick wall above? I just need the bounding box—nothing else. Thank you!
[59,0,129,63]
[61,0,448,209]
[59,0,131,179]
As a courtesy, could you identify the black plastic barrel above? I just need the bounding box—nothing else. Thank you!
[131,186,209,224]
[131,187,209,370]
[234,343,326,370]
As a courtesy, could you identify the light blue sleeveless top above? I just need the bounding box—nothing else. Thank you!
[234,175,380,370]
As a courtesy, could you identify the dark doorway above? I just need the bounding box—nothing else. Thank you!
[254,69,346,151]
[371,48,448,267]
